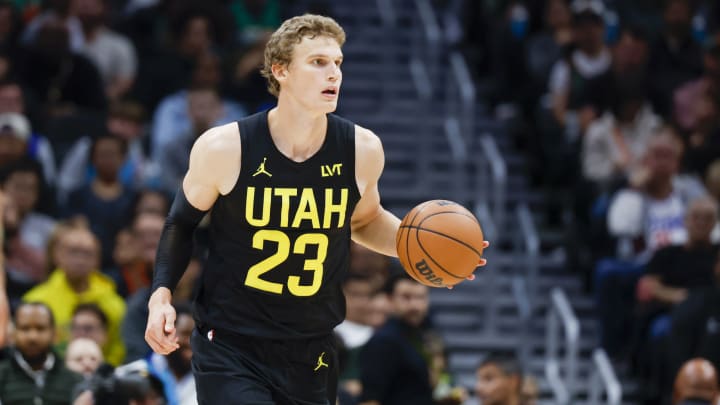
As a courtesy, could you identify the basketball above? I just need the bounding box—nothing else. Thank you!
[396,200,485,288]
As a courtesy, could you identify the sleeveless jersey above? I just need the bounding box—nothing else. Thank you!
[194,110,361,339]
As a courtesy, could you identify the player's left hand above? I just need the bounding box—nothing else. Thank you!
[447,240,489,290]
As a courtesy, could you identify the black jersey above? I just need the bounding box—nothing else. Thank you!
[194,110,361,339]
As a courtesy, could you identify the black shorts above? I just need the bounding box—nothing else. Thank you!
[191,325,338,405]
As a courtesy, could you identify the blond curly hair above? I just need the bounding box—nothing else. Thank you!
[261,14,346,97]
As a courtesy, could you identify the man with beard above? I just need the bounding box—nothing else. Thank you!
[0,301,82,404]
[359,272,435,405]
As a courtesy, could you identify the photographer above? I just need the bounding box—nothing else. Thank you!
[73,361,166,405]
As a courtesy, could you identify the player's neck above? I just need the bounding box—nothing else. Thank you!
[268,100,327,162]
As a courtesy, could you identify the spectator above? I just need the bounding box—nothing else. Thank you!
[133,188,170,218]
[667,255,720,387]
[154,85,231,192]
[62,134,137,267]
[21,0,86,52]
[225,30,274,112]
[335,272,375,399]
[525,0,573,102]
[130,6,219,112]
[75,0,138,100]
[57,100,148,204]
[0,80,57,182]
[65,337,103,379]
[548,0,612,139]
[23,225,126,365]
[16,16,106,117]
[674,34,720,135]
[146,303,197,405]
[118,211,162,297]
[72,358,167,405]
[637,197,719,311]
[359,272,434,405]
[597,130,707,356]
[230,0,280,46]
[69,303,109,364]
[150,52,246,179]
[607,130,707,260]
[707,160,720,201]
[0,2,23,56]
[0,112,56,184]
[121,211,167,362]
[474,352,524,405]
[582,78,662,188]
[350,241,390,291]
[0,188,8,348]
[681,92,720,178]
[673,358,719,405]
[0,301,82,405]
[366,288,390,329]
[427,333,465,405]
[1,159,55,287]
[648,0,703,117]
[631,197,719,398]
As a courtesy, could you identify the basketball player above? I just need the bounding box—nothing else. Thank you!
[145,14,488,404]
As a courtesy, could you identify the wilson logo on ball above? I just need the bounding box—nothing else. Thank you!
[414,259,444,286]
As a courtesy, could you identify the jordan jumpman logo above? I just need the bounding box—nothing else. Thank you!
[252,157,272,177]
[314,352,329,371]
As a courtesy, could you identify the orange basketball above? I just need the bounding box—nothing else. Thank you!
[396,200,485,288]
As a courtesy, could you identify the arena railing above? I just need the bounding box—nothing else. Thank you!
[589,348,622,405]
[413,0,441,87]
[515,203,539,307]
[474,201,499,334]
[512,275,532,369]
[545,287,580,404]
[479,134,507,235]
[444,116,468,201]
[376,0,396,105]
[447,51,476,147]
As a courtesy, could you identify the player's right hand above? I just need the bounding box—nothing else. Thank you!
[145,290,179,355]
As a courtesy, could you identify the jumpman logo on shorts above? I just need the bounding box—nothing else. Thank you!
[253,157,272,177]
[314,352,329,371]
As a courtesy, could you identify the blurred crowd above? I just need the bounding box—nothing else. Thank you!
[451,0,720,403]
[0,0,719,404]
[0,0,535,404]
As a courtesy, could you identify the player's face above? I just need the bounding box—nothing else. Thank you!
[278,35,343,113]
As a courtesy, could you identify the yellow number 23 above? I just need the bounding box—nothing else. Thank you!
[245,230,328,296]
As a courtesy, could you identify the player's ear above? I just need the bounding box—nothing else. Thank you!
[272,63,288,84]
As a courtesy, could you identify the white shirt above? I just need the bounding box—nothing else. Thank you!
[548,48,612,96]
[582,105,663,182]
[83,28,138,85]
[334,320,373,349]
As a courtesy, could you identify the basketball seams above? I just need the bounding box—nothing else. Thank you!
[397,200,483,287]
[416,212,483,256]
[418,210,480,225]
[414,229,465,280]
[401,201,434,284]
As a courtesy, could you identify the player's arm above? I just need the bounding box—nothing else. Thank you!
[350,126,401,257]
[146,123,241,355]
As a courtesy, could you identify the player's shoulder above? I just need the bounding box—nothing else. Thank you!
[353,124,383,155]
[193,122,240,155]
